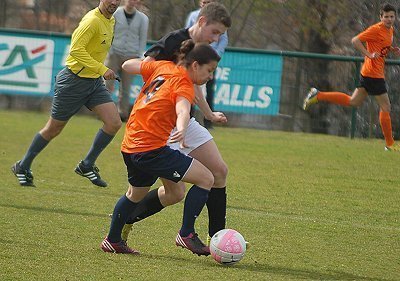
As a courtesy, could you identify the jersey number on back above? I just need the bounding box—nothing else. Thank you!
[142,76,166,103]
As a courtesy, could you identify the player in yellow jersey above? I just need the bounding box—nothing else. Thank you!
[12,0,122,187]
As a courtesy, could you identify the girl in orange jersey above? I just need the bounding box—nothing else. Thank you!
[101,40,221,256]
[303,3,400,151]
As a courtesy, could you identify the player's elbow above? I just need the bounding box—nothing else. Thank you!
[69,47,81,58]
[351,36,359,46]
[122,59,140,74]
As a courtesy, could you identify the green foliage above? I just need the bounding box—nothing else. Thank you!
[0,110,399,281]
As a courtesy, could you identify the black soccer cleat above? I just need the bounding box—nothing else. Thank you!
[74,161,107,187]
[11,161,35,187]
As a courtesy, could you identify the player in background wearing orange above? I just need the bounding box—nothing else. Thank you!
[303,3,400,151]
[101,40,221,255]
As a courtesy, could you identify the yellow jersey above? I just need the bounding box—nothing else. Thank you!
[66,7,115,78]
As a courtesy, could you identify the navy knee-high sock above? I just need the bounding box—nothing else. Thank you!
[20,133,49,169]
[126,188,164,224]
[108,195,138,243]
[180,185,210,237]
[83,129,114,167]
[206,187,227,237]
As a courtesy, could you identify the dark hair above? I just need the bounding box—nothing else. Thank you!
[198,2,231,28]
[177,39,220,67]
[380,3,396,16]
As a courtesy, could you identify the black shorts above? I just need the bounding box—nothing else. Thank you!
[357,75,388,96]
[51,67,113,121]
[121,146,194,187]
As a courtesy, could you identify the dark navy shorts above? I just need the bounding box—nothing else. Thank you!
[51,67,113,121]
[121,146,194,187]
[357,75,388,96]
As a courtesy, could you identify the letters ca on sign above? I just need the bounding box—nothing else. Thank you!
[0,35,54,94]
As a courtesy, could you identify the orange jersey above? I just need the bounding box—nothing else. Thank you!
[121,61,195,153]
[357,22,393,78]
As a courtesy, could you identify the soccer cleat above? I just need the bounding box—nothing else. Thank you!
[384,144,400,152]
[207,233,251,249]
[74,161,107,187]
[175,232,210,256]
[303,87,319,110]
[121,223,133,242]
[101,237,139,254]
[11,161,35,187]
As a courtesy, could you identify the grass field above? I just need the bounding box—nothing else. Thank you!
[0,109,399,281]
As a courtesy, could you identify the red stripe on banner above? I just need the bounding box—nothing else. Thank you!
[31,45,46,54]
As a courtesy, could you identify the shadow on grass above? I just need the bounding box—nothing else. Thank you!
[235,262,394,281]
[139,252,394,281]
[0,203,395,281]
[0,203,106,218]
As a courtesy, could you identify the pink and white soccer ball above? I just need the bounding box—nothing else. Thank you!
[210,229,246,265]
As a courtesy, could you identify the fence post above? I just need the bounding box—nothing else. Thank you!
[350,62,361,139]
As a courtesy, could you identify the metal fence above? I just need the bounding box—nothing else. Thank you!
[2,27,400,142]
[278,50,400,140]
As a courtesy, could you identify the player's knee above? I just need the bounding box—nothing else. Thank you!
[106,118,122,134]
[380,105,391,112]
[41,126,62,140]
[212,162,228,184]
[165,188,185,205]
[174,189,186,203]
[199,170,214,190]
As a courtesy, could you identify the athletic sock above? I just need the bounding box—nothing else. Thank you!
[317,91,351,106]
[126,188,164,224]
[20,133,49,170]
[179,185,210,237]
[82,129,114,167]
[108,195,138,243]
[206,187,227,237]
[379,111,394,147]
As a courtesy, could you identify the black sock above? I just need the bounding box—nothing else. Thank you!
[126,188,164,224]
[180,185,209,237]
[206,187,227,237]
[108,195,138,243]
[20,133,49,169]
[83,129,114,166]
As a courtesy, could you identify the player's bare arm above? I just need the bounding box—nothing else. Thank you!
[194,85,227,123]
[351,36,379,59]
[170,97,191,148]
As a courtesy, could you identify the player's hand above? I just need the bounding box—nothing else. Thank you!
[179,140,190,149]
[169,130,189,149]
[368,52,379,59]
[103,69,116,80]
[169,130,185,144]
[208,112,228,123]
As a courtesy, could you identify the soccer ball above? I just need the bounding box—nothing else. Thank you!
[210,229,246,265]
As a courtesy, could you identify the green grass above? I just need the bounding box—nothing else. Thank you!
[0,109,399,281]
